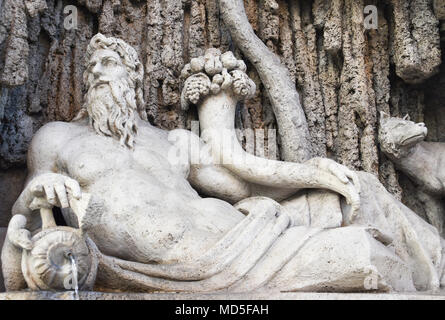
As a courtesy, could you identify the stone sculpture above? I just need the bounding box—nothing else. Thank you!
[379,113,445,235]
[2,34,445,294]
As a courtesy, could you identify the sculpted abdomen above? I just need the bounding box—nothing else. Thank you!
[79,172,203,263]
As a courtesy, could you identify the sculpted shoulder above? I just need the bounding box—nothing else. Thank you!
[31,121,85,147]
[138,120,168,134]
[136,120,171,143]
[27,121,87,170]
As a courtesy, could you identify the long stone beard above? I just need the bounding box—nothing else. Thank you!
[86,80,138,149]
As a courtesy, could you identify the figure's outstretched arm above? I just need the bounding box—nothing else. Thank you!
[179,49,361,216]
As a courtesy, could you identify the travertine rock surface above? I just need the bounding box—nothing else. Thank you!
[0,228,6,292]
[0,169,27,227]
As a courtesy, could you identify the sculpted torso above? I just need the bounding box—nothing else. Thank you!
[28,120,244,264]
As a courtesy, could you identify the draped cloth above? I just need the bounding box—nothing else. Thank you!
[87,173,445,293]
[89,205,324,292]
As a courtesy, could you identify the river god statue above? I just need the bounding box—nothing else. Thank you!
[2,34,445,293]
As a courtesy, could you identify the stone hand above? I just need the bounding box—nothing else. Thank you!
[306,157,361,218]
[26,173,82,210]
[308,157,361,193]
[7,214,32,250]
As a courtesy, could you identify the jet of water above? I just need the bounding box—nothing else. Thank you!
[68,253,79,300]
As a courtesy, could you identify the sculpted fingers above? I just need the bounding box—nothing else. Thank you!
[26,173,82,210]
[311,158,361,222]
[14,229,33,250]
[329,163,349,184]
[54,183,69,208]
[330,162,361,195]
[30,182,45,197]
[346,182,361,221]
[29,197,52,210]
[64,178,81,200]
[345,169,361,194]
[43,184,57,206]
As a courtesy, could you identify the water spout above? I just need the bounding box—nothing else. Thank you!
[68,253,79,300]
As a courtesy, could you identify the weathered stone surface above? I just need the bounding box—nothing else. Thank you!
[390,0,442,84]
[0,0,29,86]
[0,228,6,292]
[0,0,443,175]
[289,0,327,158]
[0,168,27,227]
[338,0,379,174]
[221,0,313,163]
[1,290,445,300]
[0,87,35,169]
[434,0,445,20]
[321,0,342,54]
[24,0,47,17]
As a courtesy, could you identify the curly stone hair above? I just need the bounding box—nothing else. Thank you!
[74,33,147,121]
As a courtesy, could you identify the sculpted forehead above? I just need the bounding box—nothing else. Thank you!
[88,49,123,65]
[383,118,414,130]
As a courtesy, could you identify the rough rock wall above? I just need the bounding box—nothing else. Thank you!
[0,0,444,235]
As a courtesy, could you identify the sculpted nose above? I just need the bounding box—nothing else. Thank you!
[418,122,426,128]
[92,63,103,78]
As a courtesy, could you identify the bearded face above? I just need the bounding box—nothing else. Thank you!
[84,49,138,148]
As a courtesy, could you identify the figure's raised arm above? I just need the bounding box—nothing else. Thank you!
[168,128,251,204]
[179,49,361,218]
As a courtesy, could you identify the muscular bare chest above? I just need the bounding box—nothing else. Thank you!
[57,130,189,187]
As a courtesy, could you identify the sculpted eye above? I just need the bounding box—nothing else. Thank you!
[87,61,96,70]
[103,58,118,66]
